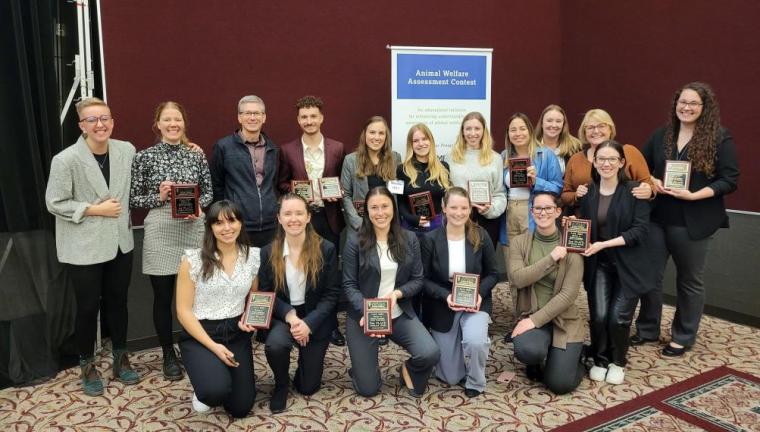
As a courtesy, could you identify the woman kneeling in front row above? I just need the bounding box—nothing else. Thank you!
[508,191,585,394]
[176,200,259,417]
[259,193,340,414]
[421,187,498,398]
[343,186,440,397]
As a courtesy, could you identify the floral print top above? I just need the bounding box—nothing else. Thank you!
[129,142,213,210]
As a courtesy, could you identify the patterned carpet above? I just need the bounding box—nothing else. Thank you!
[1,283,759,431]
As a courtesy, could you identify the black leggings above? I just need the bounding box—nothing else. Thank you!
[180,317,255,418]
[149,275,177,348]
[68,251,133,358]
[512,325,584,395]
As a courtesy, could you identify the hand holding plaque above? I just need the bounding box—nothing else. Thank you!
[170,183,200,218]
[663,160,691,190]
[509,157,531,188]
[243,292,275,329]
[363,298,392,335]
[467,180,491,205]
[451,272,480,310]
[409,191,436,218]
[318,177,343,199]
[291,180,314,202]
[561,218,591,253]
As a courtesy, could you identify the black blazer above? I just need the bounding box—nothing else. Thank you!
[643,126,739,240]
[578,181,653,297]
[342,230,423,321]
[257,239,340,340]
[420,226,498,333]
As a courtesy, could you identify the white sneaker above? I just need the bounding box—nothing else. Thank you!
[605,364,625,385]
[589,365,607,382]
[192,392,211,413]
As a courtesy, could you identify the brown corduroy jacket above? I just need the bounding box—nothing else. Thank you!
[508,232,586,349]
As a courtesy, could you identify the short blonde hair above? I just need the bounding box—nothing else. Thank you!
[578,109,617,148]
[75,97,109,117]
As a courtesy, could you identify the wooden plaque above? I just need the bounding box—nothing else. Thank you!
[562,218,591,253]
[243,292,275,329]
[409,191,436,218]
[663,160,691,190]
[170,183,200,218]
[291,180,314,202]
[363,298,392,335]
[318,177,343,199]
[509,157,531,188]
[353,200,366,217]
[451,272,480,309]
[467,180,492,205]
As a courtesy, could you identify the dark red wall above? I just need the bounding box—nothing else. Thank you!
[560,1,759,211]
[100,0,560,155]
[101,0,756,211]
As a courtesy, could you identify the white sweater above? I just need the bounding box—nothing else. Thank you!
[445,148,507,219]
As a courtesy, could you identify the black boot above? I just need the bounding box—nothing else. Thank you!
[330,329,345,346]
[162,345,184,381]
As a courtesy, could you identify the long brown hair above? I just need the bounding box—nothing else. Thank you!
[153,101,190,146]
[443,187,482,252]
[269,193,324,293]
[664,82,721,176]
[504,112,540,163]
[200,201,250,281]
[358,187,407,263]
[355,116,396,180]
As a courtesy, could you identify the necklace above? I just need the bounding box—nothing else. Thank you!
[94,152,108,169]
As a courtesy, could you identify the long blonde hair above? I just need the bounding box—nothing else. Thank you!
[504,112,540,166]
[355,116,396,180]
[402,123,451,189]
[535,104,582,160]
[450,112,494,166]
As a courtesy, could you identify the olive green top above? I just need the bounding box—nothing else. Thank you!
[529,230,559,309]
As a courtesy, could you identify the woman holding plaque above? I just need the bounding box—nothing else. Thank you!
[258,193,340,414]
[397,123,451,235]
[561,109,654,215]
[499,113,563,272]
[343,186,440,398]
[445,112,506,248]
[46,97,140,396]
[341,116,402,233]
[508,191,584,394]
[577,140,652,384]
[535,104,582,173]
[420,187,498,398]
[634,82,739,357]
[176,200,258,417]
[130,101,213,381]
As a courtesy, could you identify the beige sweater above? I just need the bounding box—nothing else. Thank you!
[508,232,585,349]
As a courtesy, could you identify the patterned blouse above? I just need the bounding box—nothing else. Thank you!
[129,142,213,209]
[185,247,260,320]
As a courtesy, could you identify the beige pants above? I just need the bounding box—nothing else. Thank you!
[503,199,529,310]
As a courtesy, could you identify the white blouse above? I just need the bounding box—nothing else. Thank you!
[284,241,306,306]
[377,241,402,319]
[184,247,260,320]
[447,238,467,278]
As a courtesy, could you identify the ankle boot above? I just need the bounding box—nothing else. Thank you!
[162,345,184,381]
[79,357,104,396]
[113,349,140,384]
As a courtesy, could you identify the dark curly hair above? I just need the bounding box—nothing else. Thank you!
[664,82,721,177]
[295,95,324,113]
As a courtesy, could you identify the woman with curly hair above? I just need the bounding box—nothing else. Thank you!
[633,82,739,356]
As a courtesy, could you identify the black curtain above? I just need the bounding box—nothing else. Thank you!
[0,0,77,388]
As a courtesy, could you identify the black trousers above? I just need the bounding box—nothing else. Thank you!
[309,207,339,247]
[473,213,500,249]
[512,325,584,395]
[246,228,276,248]
[587,262,639,367]
[635,223,711,346]
[149,274,177,348]
[265,308,331,395]
[179,317,255,418]
[68,250,133,358]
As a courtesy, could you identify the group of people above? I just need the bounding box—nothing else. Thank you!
[45,81,738,418]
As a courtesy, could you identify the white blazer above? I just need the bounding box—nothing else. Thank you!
[45,136,136,265]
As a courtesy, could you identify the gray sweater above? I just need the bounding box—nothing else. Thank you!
[445,148,506,219]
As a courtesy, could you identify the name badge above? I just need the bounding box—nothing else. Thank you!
[387,180,404,195]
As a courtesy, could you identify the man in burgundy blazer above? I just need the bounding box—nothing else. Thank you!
[278,96,346,246]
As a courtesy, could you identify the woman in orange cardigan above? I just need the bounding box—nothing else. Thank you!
[561,109,654,213]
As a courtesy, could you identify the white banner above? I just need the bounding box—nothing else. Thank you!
[390,46,492,159]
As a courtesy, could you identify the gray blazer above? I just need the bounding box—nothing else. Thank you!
[46,136,136,265]
[340,151,402,231]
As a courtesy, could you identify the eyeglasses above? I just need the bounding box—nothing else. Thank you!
[531,206,557,215]
[239,111,264,118]
[585,123,609,132]
[594,156,621,165]
[79,115,113,124]
[677,100,703,108]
